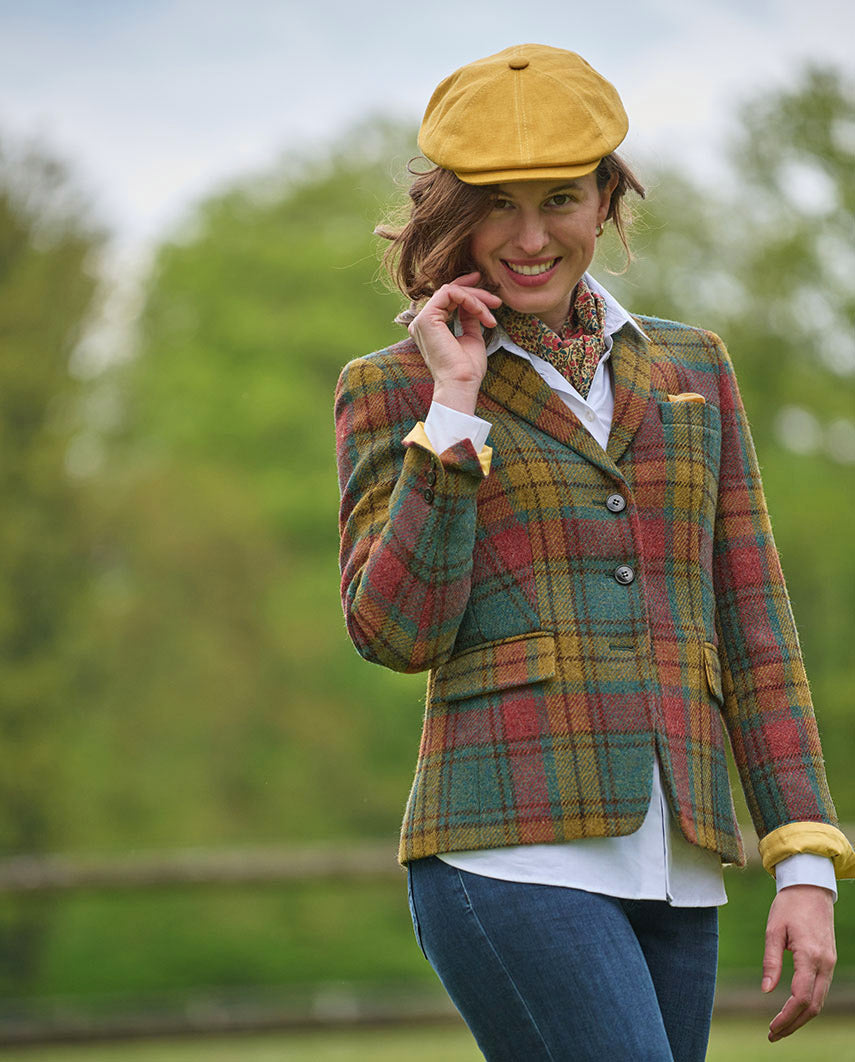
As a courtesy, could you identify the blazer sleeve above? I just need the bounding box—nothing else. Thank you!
[335,354,490,674]
[711,336,855,878]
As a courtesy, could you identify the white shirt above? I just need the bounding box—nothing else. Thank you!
[422,272,836,905]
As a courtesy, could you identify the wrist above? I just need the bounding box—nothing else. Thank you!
[432,383,481,416]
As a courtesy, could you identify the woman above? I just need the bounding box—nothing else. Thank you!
[335,44,853,1061]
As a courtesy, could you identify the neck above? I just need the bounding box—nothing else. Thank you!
[499,282,580,334]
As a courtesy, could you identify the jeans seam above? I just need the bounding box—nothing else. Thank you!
[454,868,557,1062]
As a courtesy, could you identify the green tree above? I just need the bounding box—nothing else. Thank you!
[603,66,855,439]
[70,120,426,853]
[0,140,104,986]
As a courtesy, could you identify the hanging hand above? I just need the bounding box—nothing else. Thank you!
[762,883,836,1042]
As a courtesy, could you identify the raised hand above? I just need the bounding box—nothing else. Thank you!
[408,271,503,416]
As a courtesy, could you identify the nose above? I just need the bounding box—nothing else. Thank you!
[512,209,550,256]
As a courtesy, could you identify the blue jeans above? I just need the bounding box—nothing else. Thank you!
[407,856,718,1061]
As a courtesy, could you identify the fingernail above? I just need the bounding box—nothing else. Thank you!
[761,978,772,992]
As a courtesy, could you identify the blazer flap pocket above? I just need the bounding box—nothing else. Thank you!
[703,642,723,704]
[433,632,556,702]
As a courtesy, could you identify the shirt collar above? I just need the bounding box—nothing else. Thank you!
[483,272,647,358]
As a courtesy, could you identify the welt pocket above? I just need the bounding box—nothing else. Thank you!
[432,632,556,703]
[703,641,723,704]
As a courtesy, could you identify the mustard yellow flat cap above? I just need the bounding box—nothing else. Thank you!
[418,43,628,185]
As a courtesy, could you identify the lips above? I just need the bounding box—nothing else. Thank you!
[500,257,561,287]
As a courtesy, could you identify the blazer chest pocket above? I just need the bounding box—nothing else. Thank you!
[656,400,722,529]
[658,398,721,435]
[431,632,556,703]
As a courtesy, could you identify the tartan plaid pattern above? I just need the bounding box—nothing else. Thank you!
[335,317,839,867]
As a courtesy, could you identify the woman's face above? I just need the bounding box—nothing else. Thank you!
[469,173,616,332]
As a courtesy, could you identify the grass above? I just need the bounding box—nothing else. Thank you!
[707,1016,855,1060]
[1,1017,853,1062]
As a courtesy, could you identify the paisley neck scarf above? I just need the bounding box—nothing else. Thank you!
[495,277,607,399]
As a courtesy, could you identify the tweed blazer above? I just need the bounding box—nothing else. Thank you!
[335,316,853,873]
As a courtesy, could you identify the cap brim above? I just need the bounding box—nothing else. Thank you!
[452,159,601,185]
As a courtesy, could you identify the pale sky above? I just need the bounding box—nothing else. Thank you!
[1,0,854,252]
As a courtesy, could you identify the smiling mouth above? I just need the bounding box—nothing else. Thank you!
[503,257,560,276]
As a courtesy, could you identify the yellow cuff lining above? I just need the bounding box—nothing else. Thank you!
[758,822,855,879]
[403,422,492,477]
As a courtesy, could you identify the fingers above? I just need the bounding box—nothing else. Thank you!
[768,964,829,1041]
[409,274,502,334]
[763,886,837,1042]
[761,919,784,995]
[436,279,501,327]
[444,270,503,304]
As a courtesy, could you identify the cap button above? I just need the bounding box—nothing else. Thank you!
[508,57,529,70]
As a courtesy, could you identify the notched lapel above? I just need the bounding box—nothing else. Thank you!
[479,349,620,480]
[607,324,652,466]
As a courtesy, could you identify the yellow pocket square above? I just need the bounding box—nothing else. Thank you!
[667,392,706,404]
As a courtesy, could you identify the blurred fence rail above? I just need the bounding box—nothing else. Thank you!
[2,828,852,893]
[1,835,852,1046]
[2,981,855,1048]
[0,841,398,894]
[2,981,854,1048]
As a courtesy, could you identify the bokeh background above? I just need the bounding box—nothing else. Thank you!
[0,1,853,1058]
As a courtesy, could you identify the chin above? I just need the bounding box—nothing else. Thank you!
[503,292,568,321]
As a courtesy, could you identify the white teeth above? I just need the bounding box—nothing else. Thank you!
[506,258,558,276]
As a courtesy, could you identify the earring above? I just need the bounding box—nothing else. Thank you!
[595,222,604,237]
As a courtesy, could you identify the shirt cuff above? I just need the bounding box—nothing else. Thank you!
[403,422,492,477]
[775,853,838,901]
[424,401,492,455]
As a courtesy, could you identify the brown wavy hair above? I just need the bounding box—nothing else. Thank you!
[376,154,645,321]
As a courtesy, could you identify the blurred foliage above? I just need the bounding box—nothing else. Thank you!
[602,66,855,436]
[0,72,854,1011]
[0,141,104,988]
[58,119,426,855]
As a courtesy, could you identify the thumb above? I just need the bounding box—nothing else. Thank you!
[762,919,785,993]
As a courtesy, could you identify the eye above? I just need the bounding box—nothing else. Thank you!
[490,197,515,211]
[546,193,575,207]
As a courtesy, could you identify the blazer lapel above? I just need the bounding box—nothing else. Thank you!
[606,323,652,466]
[479,347,621,480]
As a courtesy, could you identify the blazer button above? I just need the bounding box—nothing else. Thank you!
[614,564,635,585]
[423,488,434,504]
[606,493,626,513]
[426,469,437,486]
